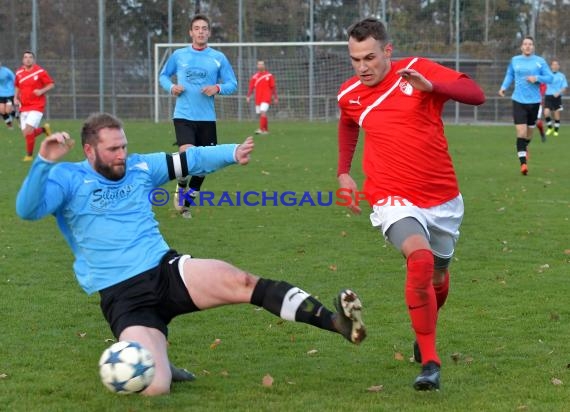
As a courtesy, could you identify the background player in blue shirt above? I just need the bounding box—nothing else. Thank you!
[0,62,16,130]
[499,36,553,175]
[544,59,568,137]
[159,14,237,218]
[16,112,366,396]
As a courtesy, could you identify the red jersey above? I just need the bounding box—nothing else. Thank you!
[15,64,54,112]
[247,71,277,105]
[337,57,465,208]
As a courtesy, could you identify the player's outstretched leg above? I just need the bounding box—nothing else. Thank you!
[250,279,366,345]
[333,289,367,344]
[170,363,196,382]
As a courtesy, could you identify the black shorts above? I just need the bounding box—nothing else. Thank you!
[0,96,14,105]
[512,101,540,126]
[544,95,563,112]
[99,250,199,338]
[173,119,217,147]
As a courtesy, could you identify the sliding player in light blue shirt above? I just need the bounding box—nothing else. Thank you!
[16,112,367,396]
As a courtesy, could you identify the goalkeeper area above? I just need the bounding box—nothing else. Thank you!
[154,41,351,123]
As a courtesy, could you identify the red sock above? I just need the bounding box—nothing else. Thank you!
[32,127,44,138]
[434,270,450,310]
[260,115,268,131]
[536,119,544,134]
[25,133,35,155]
[405,249,440,366]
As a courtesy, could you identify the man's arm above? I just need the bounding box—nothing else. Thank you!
[164,137,254,181]
[216,56,238,95]
[337,114,362,215]
[159,55,177,94]
[337,114,360,177]
[431,76,486,105]
[16,133,74,220]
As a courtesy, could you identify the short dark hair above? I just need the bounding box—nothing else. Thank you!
[23,50,35,58]
[523,35,534,44]
[190,13,210,29]
[347,18,390,44]
[81,112,123,146]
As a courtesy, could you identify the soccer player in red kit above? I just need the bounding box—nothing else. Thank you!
[14,50,54,161]
[336,18,485,391]
[246,60,278,134]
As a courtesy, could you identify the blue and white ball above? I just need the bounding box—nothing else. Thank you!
[98,341,155,394]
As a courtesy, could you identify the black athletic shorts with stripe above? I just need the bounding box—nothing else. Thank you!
[99,250,199,338]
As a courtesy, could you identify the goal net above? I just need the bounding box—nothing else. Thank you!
[154,41,350,123]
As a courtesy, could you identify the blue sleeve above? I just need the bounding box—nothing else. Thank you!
[537,60,553,85]
[144,144,239,186]
[500,60,514,90]
[217,55,237,95]
[16,156,67,220]
[186,144,238,174]
[159,54,177,93]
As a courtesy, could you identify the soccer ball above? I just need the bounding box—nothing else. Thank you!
[98,341,155,394]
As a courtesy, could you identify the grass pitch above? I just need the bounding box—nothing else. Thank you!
[0,120,569,411]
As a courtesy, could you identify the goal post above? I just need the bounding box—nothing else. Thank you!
[153,41,350,123]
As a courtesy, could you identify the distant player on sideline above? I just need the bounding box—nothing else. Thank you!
[159,14,237,218]
[336,18,485,391]
[0,62,16,130]
[14,50,54,162]
[499,36,553,175]
[246,60,278,134]
[16,112,366,396]
[544,59,568,137]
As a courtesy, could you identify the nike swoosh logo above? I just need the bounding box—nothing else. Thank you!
[408,303,428,310]
[84,179,95,184]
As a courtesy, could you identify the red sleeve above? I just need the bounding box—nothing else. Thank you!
[337,114,360,176]
[270,75,277,99]
[431,76,485,105]
[247,76,255,97]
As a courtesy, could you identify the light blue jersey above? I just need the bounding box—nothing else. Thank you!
[500,54,553,104]
[0,66,15,97]
[159,46,237,121]
[16,144,238,294]
[545,71,568,96]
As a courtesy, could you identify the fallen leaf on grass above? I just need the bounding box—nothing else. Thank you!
[261,170,270,175]
[450,352,462,364]
[564,249,570,255]
[328,265,337,271]
[220,370,229,377]
[262,374,274,387]
[367,385,384,392]
[77,332,87,338]
[0,373,7,379]
[104,338,115,343]
[210,338,221,349]
[551,377,563,385]
[306,349,318,355]
[394,352,405,361]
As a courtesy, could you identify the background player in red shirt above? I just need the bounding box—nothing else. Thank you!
[336,18,485,391]
[246,60,278,134]
[14,50,55,161]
